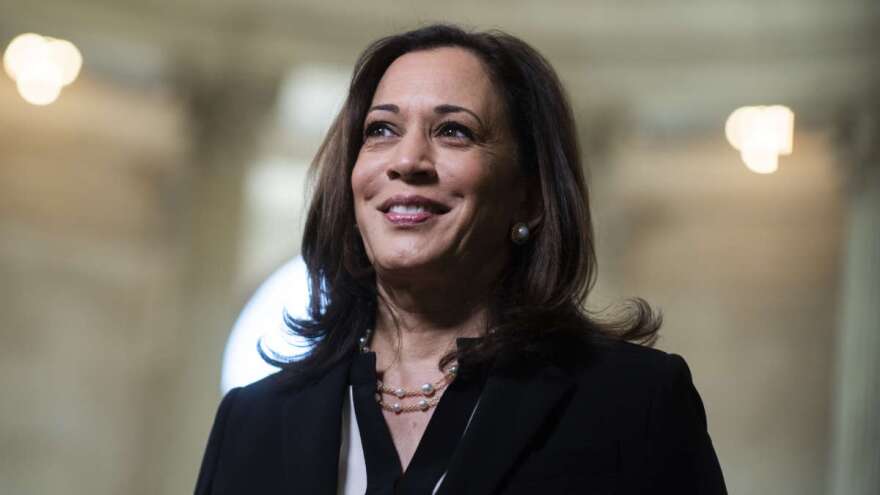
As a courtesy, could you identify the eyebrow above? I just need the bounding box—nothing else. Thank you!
[367,103,485,128]
[368,103,400,114]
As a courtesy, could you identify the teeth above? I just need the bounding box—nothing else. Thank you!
[389,204,428,214]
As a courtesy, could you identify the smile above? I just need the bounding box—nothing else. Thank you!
[378,194,450,225]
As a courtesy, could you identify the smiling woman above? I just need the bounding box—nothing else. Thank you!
[353,47,523,291]
[195,24,726,495]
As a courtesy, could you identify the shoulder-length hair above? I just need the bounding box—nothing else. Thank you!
[264,24,660,382]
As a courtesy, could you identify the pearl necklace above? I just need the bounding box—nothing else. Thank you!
[358,328,458,414]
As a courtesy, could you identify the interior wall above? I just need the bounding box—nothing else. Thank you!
[0,75,191,494]
[591,130,843,495]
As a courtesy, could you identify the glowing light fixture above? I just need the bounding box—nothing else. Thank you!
[3,33,82,106]
[725,105,794,174]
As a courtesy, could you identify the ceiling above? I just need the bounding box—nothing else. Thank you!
[1,0,878,134]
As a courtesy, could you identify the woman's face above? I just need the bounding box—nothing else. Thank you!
[351,47,526,284]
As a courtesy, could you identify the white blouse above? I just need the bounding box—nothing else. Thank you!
[337,386,479,495]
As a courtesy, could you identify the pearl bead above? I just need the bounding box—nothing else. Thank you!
[418,399,429,411]
[394,388,405,398]
[421,383,434,395]
[391,403,402,414]
[449,364,458,375]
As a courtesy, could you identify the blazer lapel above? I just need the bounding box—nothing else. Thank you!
[437,362,574,494]
[282,358,351,495]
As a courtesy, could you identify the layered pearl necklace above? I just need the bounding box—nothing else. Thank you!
[358,328,458,414]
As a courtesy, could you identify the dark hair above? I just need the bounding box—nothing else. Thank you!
[263,24,661,382]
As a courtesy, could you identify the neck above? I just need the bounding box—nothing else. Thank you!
[370,274,492,373]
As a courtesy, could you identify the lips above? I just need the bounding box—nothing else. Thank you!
[378,194,450,225]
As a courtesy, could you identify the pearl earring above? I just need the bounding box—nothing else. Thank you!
[510,222,530,245]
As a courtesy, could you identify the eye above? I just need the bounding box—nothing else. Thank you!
[436,121,474,141]
[364,121,396,139]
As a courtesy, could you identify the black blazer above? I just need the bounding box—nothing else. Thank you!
[195,339,726,494]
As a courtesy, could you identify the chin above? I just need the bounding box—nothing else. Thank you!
[371,249,448,279]
[374,253,436,272]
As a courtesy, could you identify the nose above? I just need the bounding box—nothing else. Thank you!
[386,130,437,183]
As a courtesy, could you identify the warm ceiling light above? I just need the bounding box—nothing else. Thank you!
[17,75,63,106]
[3,33,82,106]
[725,105,794,174]
[47,38,82,85]
[3,33,45,80]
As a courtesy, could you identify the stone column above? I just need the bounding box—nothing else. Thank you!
[572,101,632,304]
[829,102,880,495]
[139,62,281,494]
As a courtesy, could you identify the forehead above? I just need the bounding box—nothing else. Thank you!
[371,47,501,116]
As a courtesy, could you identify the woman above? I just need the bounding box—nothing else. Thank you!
[195,24,726,494]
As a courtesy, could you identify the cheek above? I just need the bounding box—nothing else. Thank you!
[468,161,521,216]
[351,159,379,203]
[350,161,367,196]
[350,169,371,233]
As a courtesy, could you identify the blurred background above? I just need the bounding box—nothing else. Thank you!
[1,1,878,494]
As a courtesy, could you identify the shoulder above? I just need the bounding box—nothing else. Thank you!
[569,341,726,492]
[592,338,700,407]
[206,371,293,452]
[204,369,311,458]
[542,334,691,390]
[196,365,340,487]
[194,371,293,494]
[224,354,346,406]
[231,369,291,401]
[219,355,353,425]
[547,338,725,485]
[498,331,692,396]
[582,337,691,382]
[219,370,290,416]
[543,336,705,429]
